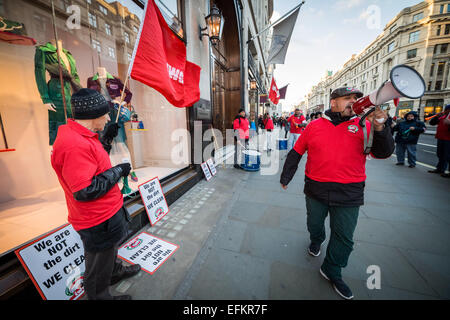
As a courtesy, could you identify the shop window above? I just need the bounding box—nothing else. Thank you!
[88,12,97,28]
[156,0,183,37]
[409,30,420,43]
[407,48,417,59]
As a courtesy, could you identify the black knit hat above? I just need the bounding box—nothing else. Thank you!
[71,88,110,120]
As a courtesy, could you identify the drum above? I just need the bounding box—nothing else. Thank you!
[241,150,261,171]
[277,138,288,150]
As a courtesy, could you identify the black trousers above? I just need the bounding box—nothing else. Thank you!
[436,139,450,172]
[77,207,129,300]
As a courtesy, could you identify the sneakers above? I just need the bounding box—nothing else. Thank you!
[308,242,322,257]
[111,264,141,285]
[320,268,354,300]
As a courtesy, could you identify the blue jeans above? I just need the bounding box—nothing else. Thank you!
[287,133,300,150]
[395,143,417,166]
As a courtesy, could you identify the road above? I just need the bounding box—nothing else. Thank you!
[415,133,439,169]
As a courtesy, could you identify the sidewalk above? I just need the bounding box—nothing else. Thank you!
[113,131,450,300]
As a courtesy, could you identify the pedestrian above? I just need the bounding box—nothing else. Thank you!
[392,111,426,168]
[281,116,290,139]
[233,108,250,169]
[316,111,323,119]
[257,114,264,132]
[280,87,394,300]
[51,88,141,300]
[427,104,450,178]
[287,108,307,150]
[263,112,274,151]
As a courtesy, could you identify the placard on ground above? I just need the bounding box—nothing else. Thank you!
[118,232,179,275]
[15,224,85,300]
[201,161,212,181]
[206,158,217,176]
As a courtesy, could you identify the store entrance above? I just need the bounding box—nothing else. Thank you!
[210,0,242,142]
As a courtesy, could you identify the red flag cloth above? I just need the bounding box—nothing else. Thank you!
[269,77,280,105]
[129,0,200,108]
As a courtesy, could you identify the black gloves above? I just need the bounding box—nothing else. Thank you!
[116,163,131,177]
[103,122,120,140]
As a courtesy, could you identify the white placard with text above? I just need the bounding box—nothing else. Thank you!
[138,177,170,226]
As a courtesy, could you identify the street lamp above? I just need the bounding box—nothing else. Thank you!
[200,4,224,46]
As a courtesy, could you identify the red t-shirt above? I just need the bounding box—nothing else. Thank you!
[435,114,450,141]
[233,117,250,139]
[264,118,274,130]
[288,115,306,134]
[51,120,123,231]
[293,117,371,184]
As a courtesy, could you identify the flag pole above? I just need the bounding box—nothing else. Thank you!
[247,1,305,44]
[115,0,150,123]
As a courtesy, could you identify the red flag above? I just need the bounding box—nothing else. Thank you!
[269,77,280,105]
[129,0,200,108]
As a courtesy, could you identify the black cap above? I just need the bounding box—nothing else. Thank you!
[330,87,364,100]
[71,88,110,120]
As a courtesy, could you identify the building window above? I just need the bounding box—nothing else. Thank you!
[409,30,420,43]
[105,23,112,36]
[434,45,438,54]
[92,39,101,53]
[133,26,139,33]
[99,5,108,15]
[388,41,395,53]
[390,24,397,33]
[124,32,130,44]
[441,43,448,54]
[88,12,97,28]
[437,62,445,76]
[445,24,450,35]
[435,81,442,91]
[430,63,435,76]
[440,5,444,14]
[108,47,115,58]
[413,12,423,22]
[427,81,432,91]
[407,48,417,59]
[437,25,441,36]
[86,0,91,4]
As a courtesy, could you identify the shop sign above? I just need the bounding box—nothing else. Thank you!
[138,177,170,226]
[118,232,179,275]
[15,224,85,300]
[201,162,213,181]
[206,158,217,176]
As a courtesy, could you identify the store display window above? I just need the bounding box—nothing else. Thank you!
[0,0,190,256]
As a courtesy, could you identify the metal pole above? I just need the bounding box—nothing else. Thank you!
[51,0,68,123]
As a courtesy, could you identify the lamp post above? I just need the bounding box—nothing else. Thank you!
[200,4,224,46]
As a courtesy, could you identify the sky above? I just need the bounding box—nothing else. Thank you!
[272,0,423,110]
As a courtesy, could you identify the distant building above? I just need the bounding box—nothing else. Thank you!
[307,0,450,120]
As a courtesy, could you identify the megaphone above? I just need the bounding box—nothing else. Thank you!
[352,64,426,116]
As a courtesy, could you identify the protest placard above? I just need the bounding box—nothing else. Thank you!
[118,232,179,275]
[201,161,212,181]
[15,224,85,300]
[138,177,170,226]
[206,158,217,176]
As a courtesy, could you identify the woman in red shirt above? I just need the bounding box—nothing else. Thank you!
[263,112,274,151]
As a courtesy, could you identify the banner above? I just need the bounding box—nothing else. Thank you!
[129,0,201,108]
[267,6,300,65]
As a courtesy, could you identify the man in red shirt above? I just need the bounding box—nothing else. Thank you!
[280,87,394,299]
[428,104,450,177]
[233,108,250,169]
[287,108,307,150]
[51,88,140,300]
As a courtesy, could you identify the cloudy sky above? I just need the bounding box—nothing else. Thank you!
[272,0,422,110]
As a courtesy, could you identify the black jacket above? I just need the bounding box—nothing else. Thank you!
[392,111,426,145]
[280,109,395,206]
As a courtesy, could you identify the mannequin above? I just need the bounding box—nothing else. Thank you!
[34,39,81,144]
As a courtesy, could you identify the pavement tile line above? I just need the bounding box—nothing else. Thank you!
[172,169,250,300]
